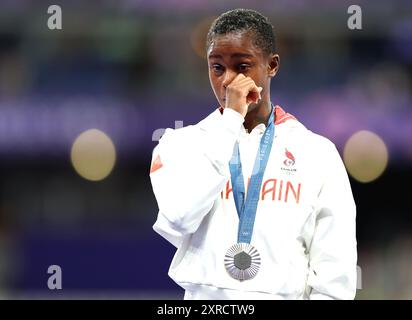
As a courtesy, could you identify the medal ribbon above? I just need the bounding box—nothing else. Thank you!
[229,105,275,244]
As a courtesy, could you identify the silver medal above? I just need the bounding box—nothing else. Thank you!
[224,243,261,281]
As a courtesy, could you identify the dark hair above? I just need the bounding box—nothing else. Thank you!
[206,8,276,55]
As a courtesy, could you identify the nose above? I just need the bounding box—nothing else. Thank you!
[222,69,237,89]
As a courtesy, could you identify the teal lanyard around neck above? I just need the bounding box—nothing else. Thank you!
[229,105,275,244]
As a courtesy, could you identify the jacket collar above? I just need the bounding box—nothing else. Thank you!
[218,105,297,126]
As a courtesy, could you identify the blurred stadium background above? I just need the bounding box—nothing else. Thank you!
[0,0,411,299]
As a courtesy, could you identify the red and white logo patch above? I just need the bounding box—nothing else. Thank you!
[283,149,296,167]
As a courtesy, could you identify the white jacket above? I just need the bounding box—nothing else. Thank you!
[150,105,357,300]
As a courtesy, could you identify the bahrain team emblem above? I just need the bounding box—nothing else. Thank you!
[283,148,295,167]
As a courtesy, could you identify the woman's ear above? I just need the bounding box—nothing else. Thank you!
[268,54,280,78]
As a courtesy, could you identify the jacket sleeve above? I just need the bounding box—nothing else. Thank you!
[150,108,244,248]
[307,141,358,300]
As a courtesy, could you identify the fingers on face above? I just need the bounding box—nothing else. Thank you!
[242,80,262,100]
[227,75,262,102]
[231,76,256,89]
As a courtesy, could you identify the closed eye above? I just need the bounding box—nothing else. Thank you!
[238,64,251,72]
[210,64,224,75]
[211,64,223,71]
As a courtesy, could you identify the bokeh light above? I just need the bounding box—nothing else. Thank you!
[343,130,389,183]
[70,129,116,181]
